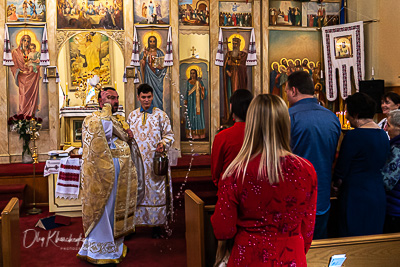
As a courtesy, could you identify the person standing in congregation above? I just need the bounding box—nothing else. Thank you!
[381,110,400,233]
[378,92,400,137]
[211,94,317,266]
[77,87,144,265]
[127,83,174,239]
[333,93,390,237]
[211,89,253,188]
[286,71,341,239]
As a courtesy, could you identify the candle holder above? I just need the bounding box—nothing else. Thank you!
[75,82,87,106]
[27,118,42,215]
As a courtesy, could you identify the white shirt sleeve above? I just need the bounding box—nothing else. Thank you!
[101,120,113,146]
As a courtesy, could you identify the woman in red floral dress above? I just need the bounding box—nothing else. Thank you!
[211,94,317,266]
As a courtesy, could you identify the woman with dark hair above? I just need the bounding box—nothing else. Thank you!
[211,89,253,187]
[333,92,390,237]
[212,94,317,266]
[378,92,400,135]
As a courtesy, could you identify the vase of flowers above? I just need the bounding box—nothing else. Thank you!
[8,114,42,163]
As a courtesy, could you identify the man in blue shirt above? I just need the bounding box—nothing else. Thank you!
[286,71,341,239]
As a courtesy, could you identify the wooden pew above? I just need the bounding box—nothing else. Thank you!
[0,197,20,267]
[185,190,217,267]
[185,189,400,267]
[307,233,400,266]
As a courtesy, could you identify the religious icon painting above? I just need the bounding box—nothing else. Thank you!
[219,1,252,27]
[136,28,171,115]
[220,30,252,125]
[269,1,302,26]
[302,1,341,27]
[179,59,209,142]
[134,0,170,25]
[179,0,209,27]
[56,0,124,30]
[7,25,49,129]
[68,32,111,89]
[269,30,321,103]
[6,0,46,22]
[334,35,353,59]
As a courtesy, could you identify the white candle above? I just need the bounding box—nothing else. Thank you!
[372,67,375,76]
[320,70,324,79]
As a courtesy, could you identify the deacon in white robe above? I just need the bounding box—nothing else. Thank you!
[127,84,174,236]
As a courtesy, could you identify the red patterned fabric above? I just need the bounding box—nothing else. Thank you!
[211,154,317,266]
[211,122,246,187]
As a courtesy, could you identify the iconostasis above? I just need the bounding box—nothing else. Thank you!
[2,0,350,162]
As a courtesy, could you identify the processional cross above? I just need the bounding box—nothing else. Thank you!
[223,37,231,51]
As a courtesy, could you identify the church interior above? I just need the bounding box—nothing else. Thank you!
[1,0,400,266]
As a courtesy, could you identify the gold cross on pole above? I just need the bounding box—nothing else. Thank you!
[191,46,196,57]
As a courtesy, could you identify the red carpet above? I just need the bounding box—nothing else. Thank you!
[20,207,187,267]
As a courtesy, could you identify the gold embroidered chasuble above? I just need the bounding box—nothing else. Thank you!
[127,107,174,226]
[81,105,141,238]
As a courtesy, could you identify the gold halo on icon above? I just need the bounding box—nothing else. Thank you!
[308,61,316,69]
[228,33,245,51]
[315,82,323,91]
[280,57,288,66]
[302,57,310,65]
[186,65,203,80]
[15,29,41,52]
[335,37,351,50]
[271,61,279,70]
[142,31,162,49]
[279,65,287,72]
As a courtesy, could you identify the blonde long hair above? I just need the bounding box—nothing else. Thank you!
[223,94,292,184]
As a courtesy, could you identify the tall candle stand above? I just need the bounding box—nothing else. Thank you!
[27,118,42,215]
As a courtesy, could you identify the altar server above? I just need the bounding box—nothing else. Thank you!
[127,83,174,239]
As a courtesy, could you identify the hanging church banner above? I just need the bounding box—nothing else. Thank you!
[6,0,46,23]
[68,32,111,89]
[219,1,252,27]
[134,0,170,25]
[322,21,365,101]
[56,0,124,30]
[7,25,49,129]
[179,0,209,26]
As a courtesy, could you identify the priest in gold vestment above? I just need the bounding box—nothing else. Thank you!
[77,88,144,265]
[127,84,174,238]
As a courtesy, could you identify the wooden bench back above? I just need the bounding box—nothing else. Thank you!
[185,190,205,267]
[307,232,400,266]
[0,198,20,267]
[185,190,400,267]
